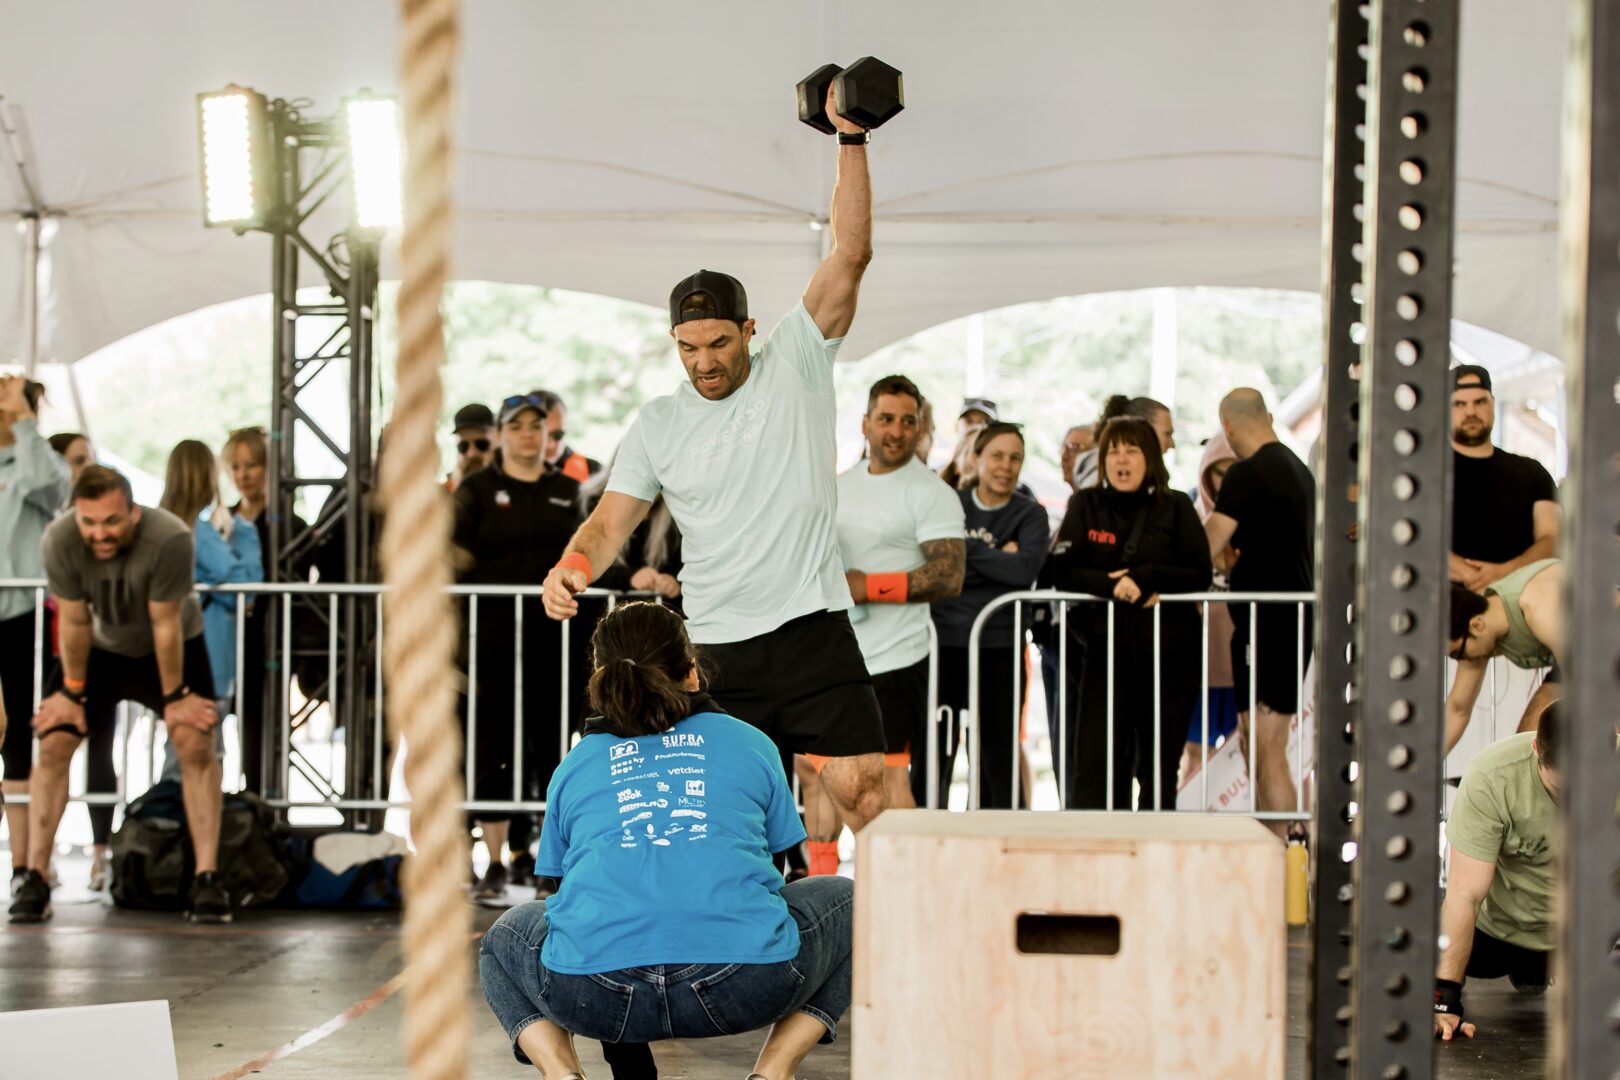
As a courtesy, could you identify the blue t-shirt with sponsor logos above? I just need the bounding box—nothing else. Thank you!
[536,710,807,974]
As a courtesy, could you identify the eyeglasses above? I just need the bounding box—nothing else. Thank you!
[1449,626,1471,662]
[457,438,491,455]
[548,430,566,442]
[502,393,547,412]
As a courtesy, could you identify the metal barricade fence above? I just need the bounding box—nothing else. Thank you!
[964,590,1317,817]
[0,579,661,817]
[0,578,1526,823]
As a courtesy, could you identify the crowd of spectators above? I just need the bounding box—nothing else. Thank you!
[0,358,1571,1045]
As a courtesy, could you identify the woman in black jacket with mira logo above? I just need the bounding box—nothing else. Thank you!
[1051,417,1211,811]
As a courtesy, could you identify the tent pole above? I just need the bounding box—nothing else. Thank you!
[21,212,39,376]
[64,360,89,441]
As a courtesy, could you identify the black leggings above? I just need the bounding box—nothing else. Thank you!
[1066,613,1202,811]
[936,644,1027,809]
[1,611,40,783]
[459,598,565,845]
[1,610,121,845]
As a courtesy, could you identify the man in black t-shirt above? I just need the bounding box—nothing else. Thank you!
[1204,388,1315,832]
[1449,365,1560,593]
[1448,364,1562,736]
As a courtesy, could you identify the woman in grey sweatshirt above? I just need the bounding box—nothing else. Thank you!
[0,375,71,887]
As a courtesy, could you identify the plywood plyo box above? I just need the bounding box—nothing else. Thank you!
[852,811,1285,1079]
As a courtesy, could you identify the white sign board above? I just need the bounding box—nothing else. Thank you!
[0,1000,177,1080]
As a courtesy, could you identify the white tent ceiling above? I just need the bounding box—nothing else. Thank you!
[0,0,1567,367]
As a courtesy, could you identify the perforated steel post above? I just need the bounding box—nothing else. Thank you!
[1552,1,1620,1074]
[1311,1,1367,1047]
[1346,0,1460,1075]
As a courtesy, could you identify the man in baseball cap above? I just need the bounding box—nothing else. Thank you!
[544,84,890,850]
[447,403,496,492]
[1446,361,1562,747]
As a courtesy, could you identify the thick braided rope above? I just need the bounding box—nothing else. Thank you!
[384,2,468,1078]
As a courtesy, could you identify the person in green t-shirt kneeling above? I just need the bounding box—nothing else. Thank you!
[1433,703,1562,1040]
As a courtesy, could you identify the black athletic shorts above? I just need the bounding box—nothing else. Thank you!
[42,636,216,739]
[1465,926,1549,990]
[700,609,884,759]
[1230,600,1313,716]
[872,657,930,762]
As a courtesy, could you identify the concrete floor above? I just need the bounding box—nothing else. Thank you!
[2,865,1547,1079]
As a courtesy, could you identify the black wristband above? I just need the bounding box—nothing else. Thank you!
[161,685,191,708]
[837,131,870,145]
[59,685,87,707]
[1433,978,1464,1018]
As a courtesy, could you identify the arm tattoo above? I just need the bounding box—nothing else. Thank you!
[907,539,966,603]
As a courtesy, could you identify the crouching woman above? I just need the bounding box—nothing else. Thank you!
[479,601,852,1080]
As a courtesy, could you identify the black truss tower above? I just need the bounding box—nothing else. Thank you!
[260,98,381,816]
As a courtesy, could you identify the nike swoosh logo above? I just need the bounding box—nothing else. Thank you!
[877,587,895,597]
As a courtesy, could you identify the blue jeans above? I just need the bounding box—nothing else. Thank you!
[480,875,853,1064]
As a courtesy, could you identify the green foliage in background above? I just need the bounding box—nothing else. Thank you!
[65,284,1321,498]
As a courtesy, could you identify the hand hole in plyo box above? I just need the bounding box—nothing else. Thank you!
[1015,913,1121,956]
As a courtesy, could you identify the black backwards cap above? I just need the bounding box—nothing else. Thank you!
[1452,364,1493,394]
[669,270,749,327]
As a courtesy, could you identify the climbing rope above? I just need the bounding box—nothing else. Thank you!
[382,1,468,1077]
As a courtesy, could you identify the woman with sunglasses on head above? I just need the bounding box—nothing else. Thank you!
[1051,416,1211,811]
[453,393,585,899]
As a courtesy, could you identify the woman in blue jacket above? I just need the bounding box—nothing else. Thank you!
[159,440,263,785]
[480,601,852,1080]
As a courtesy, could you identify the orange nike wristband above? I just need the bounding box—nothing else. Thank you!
[63,676,86,691]
[865,572,909,603]
[557,552,592,581]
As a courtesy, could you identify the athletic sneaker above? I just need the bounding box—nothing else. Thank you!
[9,866,26,896]
[508,851,536,884]
[88,850,112,892]
[8,869,51,924]
[472,862,508,900]
[186,871,234,924]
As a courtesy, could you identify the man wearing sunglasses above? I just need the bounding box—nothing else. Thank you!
[527,389,602,485]
[543,86,888,841]
[448,403,497,493]
[1444,559,1564,754]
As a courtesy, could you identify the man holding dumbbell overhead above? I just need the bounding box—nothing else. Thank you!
[543,64,902,848]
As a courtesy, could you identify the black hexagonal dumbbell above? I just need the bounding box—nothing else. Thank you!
[796,57,905,134]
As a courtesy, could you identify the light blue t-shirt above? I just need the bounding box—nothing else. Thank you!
[837,456,966,675]
[536,710,808,975]
[606,304,849,644]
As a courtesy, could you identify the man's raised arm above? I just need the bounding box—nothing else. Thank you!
[802,96,873,341]
[543,492,652,621]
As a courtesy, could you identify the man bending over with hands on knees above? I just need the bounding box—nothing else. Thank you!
[9,466,228,924]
